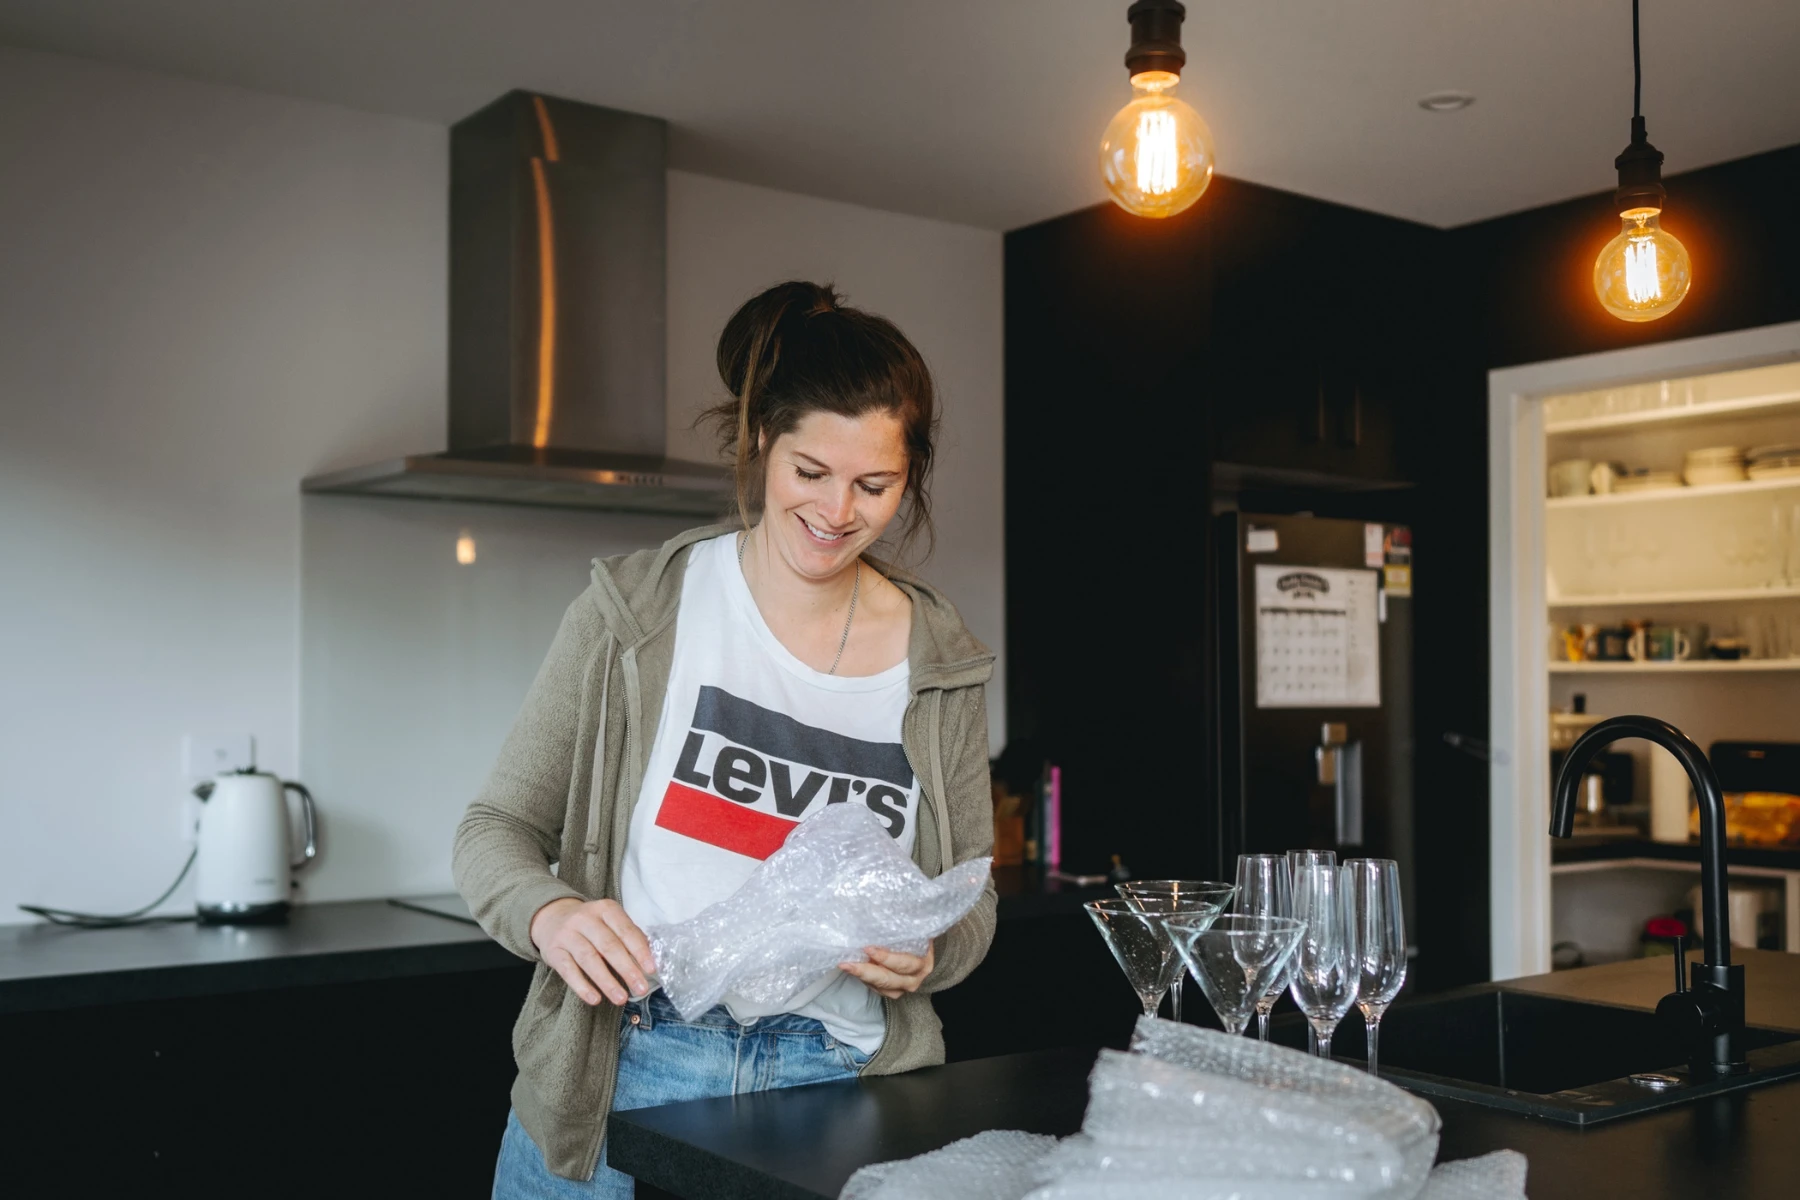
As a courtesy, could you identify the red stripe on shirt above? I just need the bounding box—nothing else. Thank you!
[652,781,798,860]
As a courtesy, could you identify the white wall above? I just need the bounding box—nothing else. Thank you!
[0,47,1005,921]
[0,47,446,921]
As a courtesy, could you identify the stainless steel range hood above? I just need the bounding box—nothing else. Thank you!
[304,91,728,517]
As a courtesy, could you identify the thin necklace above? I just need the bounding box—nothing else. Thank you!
[740,530,860,675]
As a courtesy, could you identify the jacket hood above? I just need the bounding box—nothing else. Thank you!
[589,525,994,692]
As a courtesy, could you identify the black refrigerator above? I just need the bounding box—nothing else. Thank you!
[1214,512,1415,925]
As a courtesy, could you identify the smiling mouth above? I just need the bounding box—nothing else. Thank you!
[799,515,851,544]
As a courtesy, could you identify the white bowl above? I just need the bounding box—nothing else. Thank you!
[1684,463,1749,486]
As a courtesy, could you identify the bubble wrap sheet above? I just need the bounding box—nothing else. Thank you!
[1416,1151,1528,1200]
[839,1130,1059,1200]
[644,803,991,1020]
[837,1017,1523,1200]
[1024,1040,1438,1200]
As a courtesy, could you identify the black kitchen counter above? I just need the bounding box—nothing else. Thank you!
[0,873,1094,1018]
[0,894,516,1015]
[1552,836,1800,871]
[609,952,1800,1200]
[610,1047,1800,1200]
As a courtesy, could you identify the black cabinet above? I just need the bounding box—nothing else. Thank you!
[2,964,531,1197]
[1201,180,1432,485]
[1004,178,1440,884]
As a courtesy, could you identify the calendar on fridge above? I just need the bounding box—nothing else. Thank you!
[1253,565,1381,708]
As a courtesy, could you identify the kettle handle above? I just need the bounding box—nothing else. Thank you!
[284,781,318,870]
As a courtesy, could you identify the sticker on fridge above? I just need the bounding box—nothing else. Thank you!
[1254,565,1381,709]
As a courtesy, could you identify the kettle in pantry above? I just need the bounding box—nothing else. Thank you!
[192,770,317,923]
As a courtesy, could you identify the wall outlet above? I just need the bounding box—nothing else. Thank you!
[183,733,255,780]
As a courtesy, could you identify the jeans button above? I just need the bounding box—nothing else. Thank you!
[823,1039,836,1050]
[629,1013,641,1025]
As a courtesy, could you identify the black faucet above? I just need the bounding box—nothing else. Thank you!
[1551,715,1748,1077]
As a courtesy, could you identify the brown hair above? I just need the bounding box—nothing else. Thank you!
[705,281,937,561]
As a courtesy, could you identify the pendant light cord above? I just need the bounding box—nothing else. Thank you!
[1632,0,1642,119]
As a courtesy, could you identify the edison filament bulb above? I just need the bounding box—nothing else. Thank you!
[1593,206,1691,322]
[1099,71,1215,219]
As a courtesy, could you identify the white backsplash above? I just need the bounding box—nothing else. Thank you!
[299,495,694,902]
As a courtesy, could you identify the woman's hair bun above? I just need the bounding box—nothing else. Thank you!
[704,280,938,561]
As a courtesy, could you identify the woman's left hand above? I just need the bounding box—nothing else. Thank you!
[841,942,935,999]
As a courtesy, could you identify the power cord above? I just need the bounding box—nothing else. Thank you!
[19,847,199,928]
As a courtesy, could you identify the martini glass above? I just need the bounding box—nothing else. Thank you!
[1116,880,1235,1023]
[1085,899,1184,1018]
[1165,914,1305,1037]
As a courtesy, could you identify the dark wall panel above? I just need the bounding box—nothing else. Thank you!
[1003,142,1800,993]
[1455,144,1800,369]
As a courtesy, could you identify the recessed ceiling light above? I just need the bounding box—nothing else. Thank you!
[1418,91,1475,113]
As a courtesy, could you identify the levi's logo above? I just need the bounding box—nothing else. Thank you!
[653,686,915,860]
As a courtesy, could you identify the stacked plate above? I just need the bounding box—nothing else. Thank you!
[1683,445,1747,486]
[1748,444,1800,481]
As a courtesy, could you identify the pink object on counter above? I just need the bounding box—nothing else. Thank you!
[1048,766,1062,869]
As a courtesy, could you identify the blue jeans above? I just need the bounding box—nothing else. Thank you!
[492,990,872,1198]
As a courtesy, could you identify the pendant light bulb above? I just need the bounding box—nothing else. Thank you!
[1100,73,1215,218]
[1593,0,1691,322]
[1100,1,1214,219]
[1594,206,1691,322]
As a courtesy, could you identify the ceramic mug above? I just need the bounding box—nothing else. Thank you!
[1549,459,1593,498]
[1596,626,1635,661]
[1590,461,1623,495]
[1562,623,1601,662]
[1644,626,1694,661]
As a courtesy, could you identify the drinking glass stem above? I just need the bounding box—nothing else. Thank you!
[1170,979,1183,1024]
[1366,1014,1381,1075]
[1313,1022,1334,1061]
[1256,1007,1271,1042]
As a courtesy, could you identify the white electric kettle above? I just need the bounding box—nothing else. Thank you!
[193,769,317,923]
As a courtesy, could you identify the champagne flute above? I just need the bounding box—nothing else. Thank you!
[1288,863,1360,1059]
[1345,858,1408,1075]
[1287,849,1337,875]
[1233,854,1293,1041]
[1116,880,1235,1023]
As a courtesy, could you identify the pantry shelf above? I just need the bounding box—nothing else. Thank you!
[1547,586,1800,608]
[1549,659,1800,674]
[1546,474,1800,510]
[1543,388,1800,436]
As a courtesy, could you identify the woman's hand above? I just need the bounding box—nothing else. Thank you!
[840,942,935,999]
[529,897,656,1007]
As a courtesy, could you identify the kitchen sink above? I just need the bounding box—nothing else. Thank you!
[1274,988,1800,1124]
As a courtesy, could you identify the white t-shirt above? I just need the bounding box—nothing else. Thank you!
[619,533,918,1053]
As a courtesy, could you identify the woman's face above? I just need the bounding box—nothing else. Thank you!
[760,409,908,581]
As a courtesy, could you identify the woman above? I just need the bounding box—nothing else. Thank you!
[454,280,998,1196]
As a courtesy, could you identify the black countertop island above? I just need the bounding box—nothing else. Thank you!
[610,951,1800,1200]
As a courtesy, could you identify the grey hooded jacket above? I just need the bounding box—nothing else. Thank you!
[452,524,998,1180]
